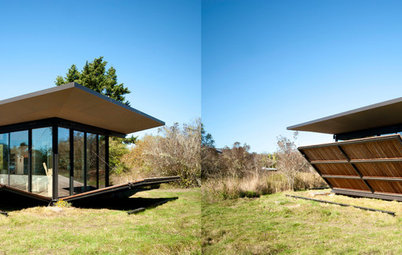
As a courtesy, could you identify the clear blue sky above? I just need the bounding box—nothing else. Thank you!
[202,0,402,153]
[2,1,402,153]
[0,0,201,138]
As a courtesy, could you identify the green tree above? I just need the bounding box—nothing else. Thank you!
[201,124,215,148]
[55,56,131,106]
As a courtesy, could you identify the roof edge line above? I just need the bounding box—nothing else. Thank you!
[287,96,402,131]
[0,83,76,106]
[71,82,165,126]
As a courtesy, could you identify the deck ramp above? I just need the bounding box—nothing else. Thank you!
[0,176,179,206]
[62,176,180,202]
[299,135,402,201]
[0,184,51,205]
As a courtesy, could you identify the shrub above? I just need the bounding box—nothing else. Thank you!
[115,120,201,187]
[203,171,326,201]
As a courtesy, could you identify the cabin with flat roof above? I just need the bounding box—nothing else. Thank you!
[288,97,402,201]
[0,83,178,205]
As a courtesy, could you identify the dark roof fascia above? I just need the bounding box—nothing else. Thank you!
[287,97,402,132]
[335,123,402,141]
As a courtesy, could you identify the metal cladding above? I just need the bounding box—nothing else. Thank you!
[299,135,402,201]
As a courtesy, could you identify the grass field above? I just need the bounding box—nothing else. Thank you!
[0,188,201,255]
[202,189,402,255]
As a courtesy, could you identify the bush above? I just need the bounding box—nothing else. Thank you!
[115,120,201,187]
[203,171,326,201]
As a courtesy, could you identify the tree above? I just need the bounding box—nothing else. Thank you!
[56,57,136,177]
[55,56,131,106]
[201,124,215,148]
[276,132,310,190]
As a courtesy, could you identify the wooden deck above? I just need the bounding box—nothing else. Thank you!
[299,134,402,201]
[0,176,180,205]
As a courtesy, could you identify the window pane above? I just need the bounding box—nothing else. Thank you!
[99,135,106,188]
[32,127,53,197]
[0,133,8,185]
[87,133,97,190]
[58,128,70,197]
[74,131,85,194]
[9,131,28,191]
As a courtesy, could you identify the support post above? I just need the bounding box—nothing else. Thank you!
[105,135,109,187]
[96,134,99,189]
[28,129,32,193]
[69,129,74,196]
[52,125,58,200]
[84,132,87,190]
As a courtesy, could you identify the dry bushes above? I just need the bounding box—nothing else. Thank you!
[202,132,326,200]
[203,171,325,201]
[115,121,201,187]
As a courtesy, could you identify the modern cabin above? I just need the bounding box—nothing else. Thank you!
[288,97,402,201]
[0,83,178,205]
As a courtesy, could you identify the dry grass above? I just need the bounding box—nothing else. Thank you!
[0,188,201,255]
[202,189,402,254]
[203,171,326,201]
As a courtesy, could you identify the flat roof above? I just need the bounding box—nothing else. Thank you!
[287,97,402,135]
[0,83,164,134]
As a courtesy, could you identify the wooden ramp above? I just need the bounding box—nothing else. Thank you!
[0,176,179,206]
[299,134,402,201]
[62,176,180,202]
[0,184,51,206]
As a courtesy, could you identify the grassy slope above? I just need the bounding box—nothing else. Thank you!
[0,188,201,255]
[202,189,402,255]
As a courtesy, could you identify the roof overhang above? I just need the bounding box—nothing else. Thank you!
[287,97,402,135]
[0,83,164,135]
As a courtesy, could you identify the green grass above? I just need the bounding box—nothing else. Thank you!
[0,188,201,254]
[202,189,402,255]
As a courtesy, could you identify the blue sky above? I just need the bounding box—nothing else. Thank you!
[202,0,402,153]
[1,1,402,153]
[0,0,200,137]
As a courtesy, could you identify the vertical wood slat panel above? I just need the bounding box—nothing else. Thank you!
[300,135,402,197]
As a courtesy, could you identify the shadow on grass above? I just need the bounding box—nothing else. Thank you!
[72,196,179,211]
[0,196,179,214]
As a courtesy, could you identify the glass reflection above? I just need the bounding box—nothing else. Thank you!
[99,135,106,188]
[58,128,70,197]
[74,131,85,193]
[0,133,8,185]
[9,131,28,191]
[87,133,97,190]
[32,127,53,197]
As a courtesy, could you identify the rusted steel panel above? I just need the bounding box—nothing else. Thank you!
[366,180,402,194]
[301,146,346,161]
[299,135,402,200]
[314,163,358,176]
[340,139,402,160]
[354,162,402,177]
[326,178,371,191]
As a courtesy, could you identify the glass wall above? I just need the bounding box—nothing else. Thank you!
[99,135,106,188]
[73,131,85,193]
[87,133,97,190]
[0,123,108,197]
[32,127,53,196]
[0,133,8,185]
[58,128,70,197]
[9,131,29,191]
